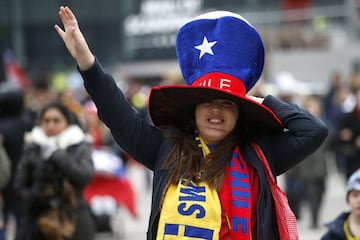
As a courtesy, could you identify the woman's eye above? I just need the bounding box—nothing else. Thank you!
[221,100,235,106]
[199,100,236,108]
[201,102,211,107]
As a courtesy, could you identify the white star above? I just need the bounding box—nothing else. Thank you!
[194,36,217,59]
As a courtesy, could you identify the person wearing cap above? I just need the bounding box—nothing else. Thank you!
[321,168,360,240]
[55,6,328,240]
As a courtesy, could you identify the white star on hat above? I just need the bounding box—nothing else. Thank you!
[194,36,217,59]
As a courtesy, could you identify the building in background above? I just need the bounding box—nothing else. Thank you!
[0,0,359,93]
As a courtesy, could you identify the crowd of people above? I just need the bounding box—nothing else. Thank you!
[0,5,359,240]
[0,75,144,239]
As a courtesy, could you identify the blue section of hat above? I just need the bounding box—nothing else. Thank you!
[176,12,265,93]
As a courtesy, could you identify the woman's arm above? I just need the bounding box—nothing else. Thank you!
[79,61,164,170]
[260,95,328,175]
[55,6,164,170]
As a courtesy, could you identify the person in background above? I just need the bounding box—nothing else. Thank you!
[285,95,328,229]
[337,89,360,179]
[322,72,349,178]
[13,101,95,240]
[83,100,112,149]
[0,90,34,240]
[82,99,137,233]
[55,6,328,239]
[321,168,360,240]
[82,99,128,162]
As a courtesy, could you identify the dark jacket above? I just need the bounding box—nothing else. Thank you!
[321,212,349,240]
[0,90,34,208]
[14,125,95,240]
[81,59,328,240]
[337,108,360,178]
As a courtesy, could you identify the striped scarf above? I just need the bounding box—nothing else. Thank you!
[195,133,253,240]
[195,134,300,239]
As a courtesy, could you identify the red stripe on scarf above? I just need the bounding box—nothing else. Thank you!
[219,146,254,240]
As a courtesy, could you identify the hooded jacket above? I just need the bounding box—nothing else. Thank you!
[81,59,328,240]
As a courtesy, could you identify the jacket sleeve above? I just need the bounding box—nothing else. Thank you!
[13,145,38,207]
[49,142,94,189]
[260,95,328,175]
[79,59,164,170]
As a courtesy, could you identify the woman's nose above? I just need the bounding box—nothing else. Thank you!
[209,103,221,112]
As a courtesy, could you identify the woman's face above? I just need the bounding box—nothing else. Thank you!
[41,108,68,137]
[195,99,239,145]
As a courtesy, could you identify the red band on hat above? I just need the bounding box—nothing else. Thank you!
[192,72,246,97]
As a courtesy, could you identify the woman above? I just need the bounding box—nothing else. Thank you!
[55,7,328,239]
[14,101,95,240]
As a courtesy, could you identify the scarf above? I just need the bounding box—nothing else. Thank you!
[218,146,253,240]
[197,133,253,239]
[27,125,88,149]
[157,133,298,239]
[156,134,222,239]
[195,136,299,240]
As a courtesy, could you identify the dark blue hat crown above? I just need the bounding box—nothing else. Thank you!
[176,11,265,93]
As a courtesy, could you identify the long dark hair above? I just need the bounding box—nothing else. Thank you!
[163,110,251,191]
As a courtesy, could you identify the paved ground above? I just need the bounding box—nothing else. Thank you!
[292,170,348,240]
[95,159,349,240]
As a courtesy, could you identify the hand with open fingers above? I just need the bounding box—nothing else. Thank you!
[54,6,95,70]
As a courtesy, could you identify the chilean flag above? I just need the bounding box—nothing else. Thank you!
[83,149,138,218]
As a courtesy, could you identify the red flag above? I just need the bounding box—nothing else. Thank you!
[3,49,30,90]
[84,174,138,218]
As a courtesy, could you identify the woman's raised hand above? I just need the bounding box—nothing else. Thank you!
[54,6,95,70]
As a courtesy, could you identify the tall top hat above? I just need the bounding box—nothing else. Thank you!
[149,11,283,132]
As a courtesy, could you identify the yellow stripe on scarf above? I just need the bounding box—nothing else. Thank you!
[197,135,211,156]
[156,136,222,240]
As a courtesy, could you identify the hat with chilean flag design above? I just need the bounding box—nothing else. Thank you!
[149,11,283,132]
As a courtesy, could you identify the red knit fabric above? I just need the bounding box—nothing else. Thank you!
[252,143,299,240]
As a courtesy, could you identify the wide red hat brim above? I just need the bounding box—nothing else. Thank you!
[149,85,283,133]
